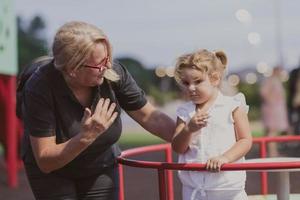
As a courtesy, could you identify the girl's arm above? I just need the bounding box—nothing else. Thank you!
[206,106,252,171]
[171,118,193,154]
[172,110,209,154]
[223,106,252,162]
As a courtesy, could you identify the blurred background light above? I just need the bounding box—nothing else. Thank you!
[256,62,270,74]
[235,9,253,24]
[227,74,240,86]
[245,72,257,84]
[248,32,261,45]
[155,67,166,78]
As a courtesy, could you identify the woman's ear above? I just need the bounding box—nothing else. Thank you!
[69,70,77,78]
[209,72,221,86]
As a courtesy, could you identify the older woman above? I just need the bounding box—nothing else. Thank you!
[21,21,175,200]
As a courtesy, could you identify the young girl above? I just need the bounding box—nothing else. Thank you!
[172,49,252,200]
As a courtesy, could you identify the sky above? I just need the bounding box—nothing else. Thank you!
[14,0,300,72]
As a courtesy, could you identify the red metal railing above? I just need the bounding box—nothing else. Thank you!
[117,135,300,200]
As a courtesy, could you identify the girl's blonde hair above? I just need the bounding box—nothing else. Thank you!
[174,49,227,84]
[52,21,119,81]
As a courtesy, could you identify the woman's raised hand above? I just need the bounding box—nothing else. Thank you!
[79,98,118,145]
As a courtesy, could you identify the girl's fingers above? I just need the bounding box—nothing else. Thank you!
[206,160,210,170]
[217,162,222,172]
[213,162,218,171]
[206,159,223,172]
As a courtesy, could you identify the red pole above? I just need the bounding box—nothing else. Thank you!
[158,169,167,200]
[5,76,18,187]
[165,145,174,200]
[118,164,125,200]
[260,140,268,195]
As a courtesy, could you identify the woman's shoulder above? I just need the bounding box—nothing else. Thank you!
[112,61,126,75]
[25,60,57,94]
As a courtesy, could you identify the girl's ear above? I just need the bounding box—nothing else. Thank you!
[209,71,221,86]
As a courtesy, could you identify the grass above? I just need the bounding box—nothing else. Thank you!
[118,131,264,150]
[118,132,165,150]
[251,131,264,138]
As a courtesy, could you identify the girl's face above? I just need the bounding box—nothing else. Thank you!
[179,67,219,105]
[75,42,108,87]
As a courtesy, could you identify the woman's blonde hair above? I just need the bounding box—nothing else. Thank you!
[174,49,227,84]
[52,21,119,81]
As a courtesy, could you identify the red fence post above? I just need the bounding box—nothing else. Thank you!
[118,164,125,200]
[158,168,167,200]
[6,76,18,187]
[260,140,268,195]
[165,145,174,200]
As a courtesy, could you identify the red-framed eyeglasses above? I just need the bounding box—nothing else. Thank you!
[82,57,109,72]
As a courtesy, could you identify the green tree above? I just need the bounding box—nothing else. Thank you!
[17,15,48,73]
[116,57,154,93]
[238,82,261,120]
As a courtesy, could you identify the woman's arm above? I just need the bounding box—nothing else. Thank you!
[30,134,89,173]
[30,98,118,173]
[126,102,175,142]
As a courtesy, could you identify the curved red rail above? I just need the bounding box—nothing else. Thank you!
[117,135,300,200]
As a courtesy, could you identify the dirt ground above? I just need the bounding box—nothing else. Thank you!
[1,144,300,200]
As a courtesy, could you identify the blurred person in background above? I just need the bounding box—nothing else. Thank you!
[260,66,289,157]
[287,60,300,135]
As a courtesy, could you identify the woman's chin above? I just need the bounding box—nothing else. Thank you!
[97,77,104,85]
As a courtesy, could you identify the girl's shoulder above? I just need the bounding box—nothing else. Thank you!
[226,92,249,113]
[177,101,195,110]
[176,101,195,122]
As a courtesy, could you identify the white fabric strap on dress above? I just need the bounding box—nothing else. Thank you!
[191,187,206,200]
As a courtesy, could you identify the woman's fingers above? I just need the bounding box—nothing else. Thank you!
[99,98,111,117]
[91,98,118,129]
[106,102,116,119]
[94,98,105,115]
[107,112,118,126]
[81,108,92,125]
[93,98,113,118]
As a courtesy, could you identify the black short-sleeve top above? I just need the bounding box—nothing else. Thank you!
[21,60,147,177]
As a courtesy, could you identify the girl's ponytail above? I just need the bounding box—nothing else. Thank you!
[214,50,228,69]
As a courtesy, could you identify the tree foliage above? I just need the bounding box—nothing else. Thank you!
[17,15,48,73]
[116,57,154,93]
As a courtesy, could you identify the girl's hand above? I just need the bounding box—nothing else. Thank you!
[206,155,229,172]
[79,98,118,145]
[187,111,209,133]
